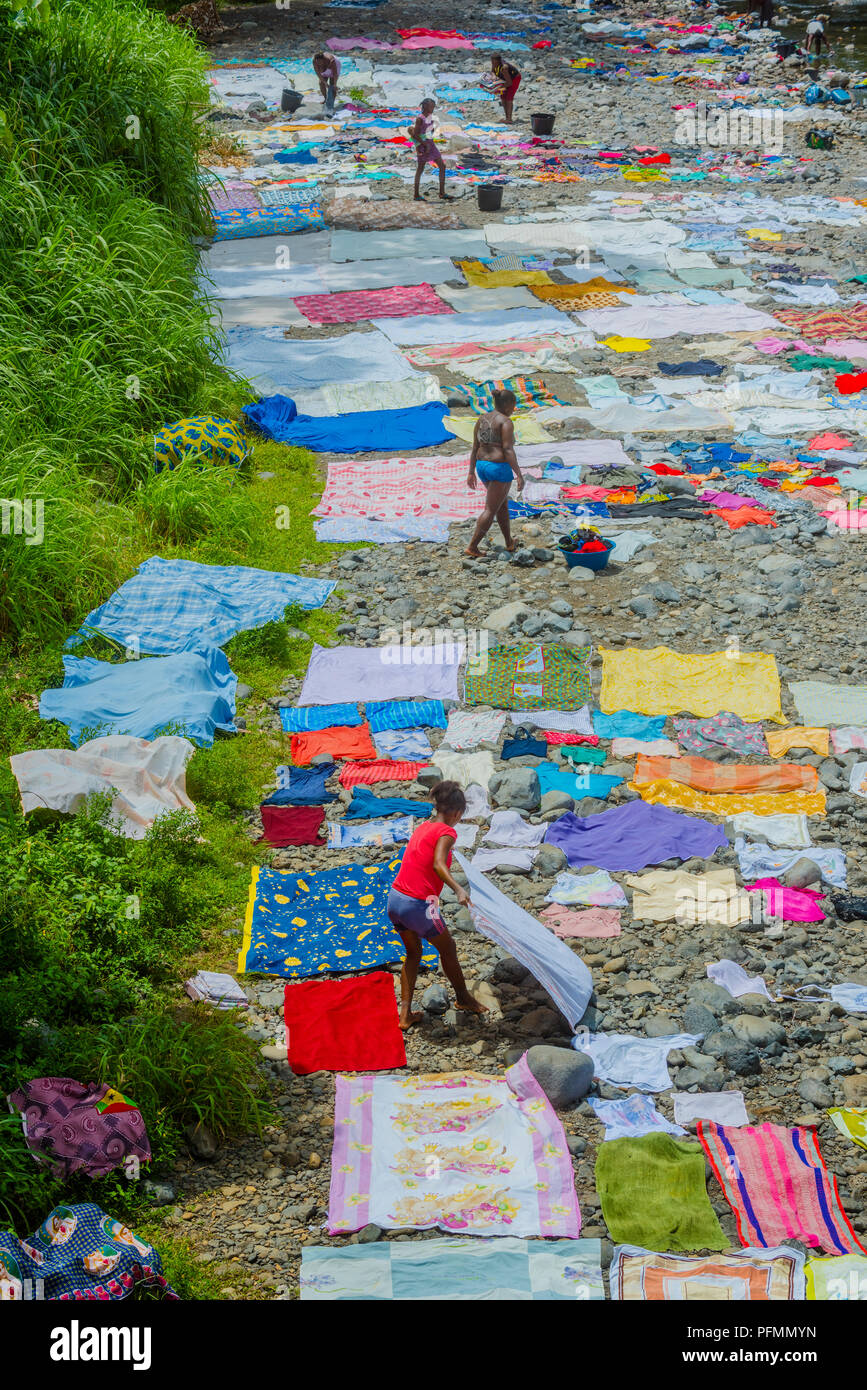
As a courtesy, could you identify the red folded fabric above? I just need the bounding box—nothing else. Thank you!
[707,506,777,529]
[284,972,406,1074]
[580,540,608,552]
[340,760,429,786]
[638,152,671,166]
[290,724,377,765]
[260,805,326,847]
[648,463,685,475]
[835,371,867,395]
[532,39,552,48]
[540,731,600,746]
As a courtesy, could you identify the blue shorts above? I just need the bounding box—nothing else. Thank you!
[387,886,446,942]
[476,459,513,485]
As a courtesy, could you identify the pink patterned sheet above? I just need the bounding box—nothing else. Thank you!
[208,181,260,213]
[313,454,480,520]
[294,282,451,325]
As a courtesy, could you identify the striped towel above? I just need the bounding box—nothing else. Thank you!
[698,1121,867,1255]
[366,700,447,733]
[457,376,568,413]
[339,760,430,787]
[280,703,362,733]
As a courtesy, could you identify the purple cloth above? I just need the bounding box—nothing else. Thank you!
[208,181,261,213]
[544,799,728,871]
[7,1078,151,1179]
[697,490,760,510]
[299,641,463,705]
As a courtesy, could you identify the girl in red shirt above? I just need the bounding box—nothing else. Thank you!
[388,780,487,1030]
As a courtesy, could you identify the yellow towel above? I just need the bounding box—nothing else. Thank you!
[459,260,554,289]
[600,646,784,723]
[444,414,553,444]
[828,1108,867,1151]
[629,780,826,819]
[765,727,830,758]
[603,335,652,352]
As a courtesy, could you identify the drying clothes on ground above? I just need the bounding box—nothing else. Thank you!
[558,744,608,766]
[7,1080,150,1180]
[464,643,592,712]
[729,812,812,848]
[673,1091,749,1129]
[698,1122,866,1255]
[327,1058,581,1237]
[313,257,463,293]
[547,870,628,909]
[342,787,431,820]
[442,709,508,750]
[631,779,826,819]
[280,703,362,732]
[184,970,248,1008]
[290,374,443,417]
[260,805,326,847]
[452,376,567,413]
[314,517,452,544]
[806,1253,867,1301]
[483,810,548,848]
[300,1236,604,1301]
[735,838,846,889]
[603,530,658,563]
[0,1204,177,1302]
[544,799,727,872]
[851,762,867,800]
[283,973,406,1074]
[224,328,416,392]
[242,395,455,454]
[596,1134,727,1253]
[610,1245,805,1302]
[627,868,751,926]
[593,711,666,742]
[373,307,577,347]
[329,228,488,264]
[588,1095,686,1143]
[790,681,867,728]
[501,736,547,760]
[294,282,450,324]
[611,738,678,758]
[212,204,325,240]
[9,735,195,839]
[372,728,433,761]
[153,415,248,471]
[787,983,867,1013]
[289,724,377,765]
[765,727,830,758]
[458,260,555,290]
[773,303,867,342]
[578,303,779,340]
[366,699,448,733]
[536,762,623,802]
[516,707,596,735]
[238,861,436,979]
[600,646,784,723]
[430,750,495,791]
[446,413,553,446]
[747,877,826,922]
[470,847,538,874]
[658,358,724,377]
[313,454,480,521]
[707,959,773,1002]
[339,760,429,788]
[673,712,768,758]
[828,1109,867,1152]
[438,287,541,314]
[68,556,334,656]
[540,905,621,939]
[300,644,462,706]
[573,1032,705,1095]
[633,755,818,795]
[268,763,337,806]
[39,647,235,749]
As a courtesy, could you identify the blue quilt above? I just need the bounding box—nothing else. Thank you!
[343,786,433,820]
[265,764,338,805]
[365,699,447,732]
[239,861,437,978]
[68,557,335,656]
[280,703,362,733]
[40,647,236,748]
[242,395,455,455]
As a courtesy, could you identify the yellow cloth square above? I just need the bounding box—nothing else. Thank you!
[599,646,784,723]
[459,260,554,289]
[765,727,830,758]
[603,335,651,352]
[628,780,826,818]
[444,414,553,444]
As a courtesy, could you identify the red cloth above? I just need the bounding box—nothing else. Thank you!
[532,39,552,48]
[580,540,607,552]
[284,973,406,1074]
[260,805,326,847]
[809,432,852,450]
[707,506,777,529]
[393,820,455,899]
[290,724,377,765]
[648,463,685,475]
[540,732,600,746]
[339,759,429,787]
[500,72,521,102]
[835,371,867,395]
[638,152,671,166]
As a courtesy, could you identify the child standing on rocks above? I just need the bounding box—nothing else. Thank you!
[387,780,487,1030]
[409,99,452,200]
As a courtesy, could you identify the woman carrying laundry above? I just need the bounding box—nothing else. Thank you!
[387,781,487,1030]
[312,51,340,114]
[490,54,521,124]
[465,388,525,558]
[409,98,451,200]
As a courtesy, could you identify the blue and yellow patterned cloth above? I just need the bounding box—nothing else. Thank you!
[212,204,324,241]
[153,415,248,473]
[238,861,436,979]
[0,1204,177,1301]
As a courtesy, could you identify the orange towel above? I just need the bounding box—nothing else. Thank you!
[290,724,377,765]
[633,754,818,794]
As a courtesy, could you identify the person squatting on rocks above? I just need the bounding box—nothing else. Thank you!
[409,98,452,200]
[490,53,522,124]
[386,781,488,1031]
[806,14,830,55]
[313,51,340,114]
[465,388,525,558]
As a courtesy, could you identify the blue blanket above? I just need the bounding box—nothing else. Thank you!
[243,395,455,455]
[343,786,433,820]
[68,557,335,656]
[265,764,338,805]
[40,647,236,748]
[239,861,437,978]
[279,703,361,733]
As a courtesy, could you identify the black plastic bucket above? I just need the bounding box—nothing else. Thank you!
[531,112,555,135]
[281,88,303,114]
[477,183,504,212]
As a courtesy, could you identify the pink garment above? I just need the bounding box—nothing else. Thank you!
[294,282,449,326]
[754,336,812,355]
[313,454,480,520]
[401,35,475,49]
[406,336,571,364]
[562,485,612,501]
[327,37,397,50]
[824,338,867,362]
[809,432,853,451]
[208,181,260,213]
[822,508,867,530]
[747,877,825,923]
[540,905,622,938]
[698,489,761,510]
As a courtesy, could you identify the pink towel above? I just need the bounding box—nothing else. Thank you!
[540,905,621,938]
[747,876,825,922]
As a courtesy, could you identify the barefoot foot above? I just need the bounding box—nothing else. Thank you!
[399,1010,425,1031]
[455,995,489,1016]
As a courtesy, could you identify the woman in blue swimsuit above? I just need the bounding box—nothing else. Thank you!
[465,388,525,558]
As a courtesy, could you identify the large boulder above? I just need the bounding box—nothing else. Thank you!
[489,767,541,812]
[523,1045,594,1108]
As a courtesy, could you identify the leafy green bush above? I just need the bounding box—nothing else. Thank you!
[135,459,256,549]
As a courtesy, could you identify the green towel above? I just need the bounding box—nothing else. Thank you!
[464,641,592,711]
[559,744,607,766]
[596,1133,728,1252]
[788,353,855,373]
